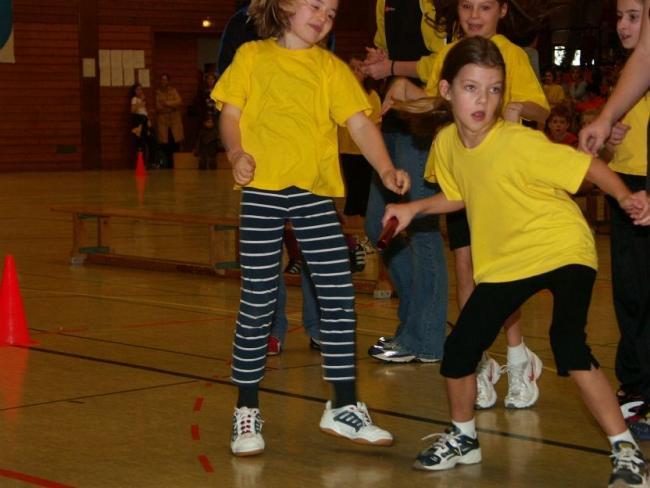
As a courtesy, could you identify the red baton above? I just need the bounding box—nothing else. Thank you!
[377,216,399,250]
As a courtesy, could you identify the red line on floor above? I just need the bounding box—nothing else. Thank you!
[0,469,75,488]
[191,424,200,441]
[197,455,214,473]
[193,397,204,412]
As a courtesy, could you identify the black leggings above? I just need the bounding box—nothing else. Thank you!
[441,264,599,378]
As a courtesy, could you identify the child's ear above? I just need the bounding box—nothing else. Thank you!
[439,80,452,101]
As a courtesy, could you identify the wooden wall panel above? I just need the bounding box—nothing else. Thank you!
[99,25,154,169]
[98,0,233,33]
[0,0,377,172]
[0,22,81,171]
[153,34,202,154]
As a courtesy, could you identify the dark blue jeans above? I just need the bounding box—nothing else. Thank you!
[365,131,448,359]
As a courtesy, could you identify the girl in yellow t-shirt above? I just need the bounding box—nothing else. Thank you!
[212,0,410,457]
[383,36,650,484]
[382,0,550,412]
[602,0,650,440]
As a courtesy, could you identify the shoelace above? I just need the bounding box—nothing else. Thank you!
[611,446,644,475]
[421,431,461,452]
[235,410,263,436]
[355,403,373,426]
[504,363,526,396]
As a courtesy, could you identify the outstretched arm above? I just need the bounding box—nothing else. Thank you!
[579,0,650,154]
[346,112,410,195]
[585,157,649,224]
[383,193,465,235]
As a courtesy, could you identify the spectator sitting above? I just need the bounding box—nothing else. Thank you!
[545,104,577,147]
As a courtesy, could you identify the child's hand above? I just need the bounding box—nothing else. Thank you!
[383,203,416,235]
[606,122,630,147]
[380,168,410,195]
[231,150,256,185]
[503,102,524,122]
[381,78,409,114]
[364,47,387,65]
[619,191,650,225]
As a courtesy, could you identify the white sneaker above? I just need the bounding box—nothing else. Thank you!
[475,354,502,410]
[319,401,393,446]
[231,406,265,456]
[504,347,543,409]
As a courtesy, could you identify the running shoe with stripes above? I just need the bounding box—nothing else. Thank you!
[413,426,481,471]
[608,441,649,488]
[231,407,265,456]
[504,347,543,409]
[319,401,393,446]
[475,354,502,410]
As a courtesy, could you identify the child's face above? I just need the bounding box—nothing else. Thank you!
[543,71,554,85]
[457,0,508,39]
[617,0,643,49]
[547,115,569,141]
[286,0,338,49]
[440,63,504,136]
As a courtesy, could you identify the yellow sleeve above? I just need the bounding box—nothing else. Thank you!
[506,46,550,111]
[514,125,590,193]
[423,45,448,95]
[420,0,446,53]
[368,90,383,125]
[429,126,463,200]
[417,53,437,83]
[329,57,372,125]
[211,42,254,110]
[374,0,387,51]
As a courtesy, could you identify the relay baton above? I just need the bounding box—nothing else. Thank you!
[377,216,399,251]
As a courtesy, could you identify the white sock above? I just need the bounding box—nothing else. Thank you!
[452,418,477,439]
[507,340,528,365]
[609,430,638,449]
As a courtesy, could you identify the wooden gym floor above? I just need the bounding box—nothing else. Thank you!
[0,168,641,487]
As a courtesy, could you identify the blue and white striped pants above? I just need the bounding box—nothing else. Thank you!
[231,187,356,385]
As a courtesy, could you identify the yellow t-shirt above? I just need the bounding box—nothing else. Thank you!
[374,0,446,57]
[543,83,566,107]
[338,90,382,155]
[609,93,650,176]
[427,121,596,284]
[211,39,371,197]
[419,35,549,118]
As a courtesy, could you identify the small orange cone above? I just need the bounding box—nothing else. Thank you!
[135,174,147,206]
[0,256,34,346]
[135,149,147,177]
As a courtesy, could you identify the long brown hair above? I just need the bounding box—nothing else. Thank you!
[247,0,295,38]
[396,36,506,138]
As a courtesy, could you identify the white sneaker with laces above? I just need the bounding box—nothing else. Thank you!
[475,354,502,410]
[608,441,649,488]
[231,406,265,456]
[504,347,543,409]
[319,401,393,446]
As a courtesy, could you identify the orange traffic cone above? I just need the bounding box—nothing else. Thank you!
[135,174,147,206]
[0,256,34,346]
[135,149,147,177]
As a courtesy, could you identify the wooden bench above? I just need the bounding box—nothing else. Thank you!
[51,205,392,295]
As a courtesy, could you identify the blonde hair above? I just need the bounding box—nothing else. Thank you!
[248,0,296,38]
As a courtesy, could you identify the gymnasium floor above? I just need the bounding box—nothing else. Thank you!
[0,168,641,487]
